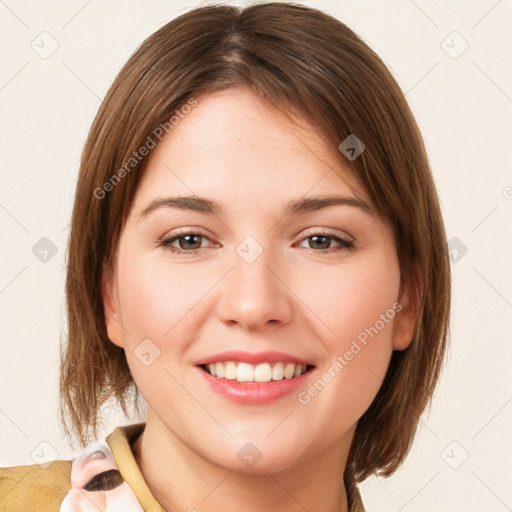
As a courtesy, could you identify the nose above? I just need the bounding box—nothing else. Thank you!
[215,242,294,331]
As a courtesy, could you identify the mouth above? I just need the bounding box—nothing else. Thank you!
[195,351,316,405]
[200,361,314,383]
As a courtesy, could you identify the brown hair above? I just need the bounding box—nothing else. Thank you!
[59,0,451,490]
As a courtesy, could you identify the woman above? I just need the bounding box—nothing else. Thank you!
[0,2,450,511]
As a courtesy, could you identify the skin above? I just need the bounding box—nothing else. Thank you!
[102,86,415,512]
[59,441,143,511]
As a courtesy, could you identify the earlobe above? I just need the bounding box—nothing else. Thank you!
[392,274,421,351]
[101,262,125,348]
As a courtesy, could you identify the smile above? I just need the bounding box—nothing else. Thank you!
[202,361,311,383]
[196,351,315,405]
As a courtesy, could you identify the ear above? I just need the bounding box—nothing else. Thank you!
[392,272,421,351]
[101,262,125,348]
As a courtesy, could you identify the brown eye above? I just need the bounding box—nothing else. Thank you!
[175,233,204,250]
[308,235,332,250]
[297,233,355,252]
[159,230,216,255]
[83,469,124,491]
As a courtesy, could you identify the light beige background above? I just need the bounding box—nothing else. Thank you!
[1,1,511,510]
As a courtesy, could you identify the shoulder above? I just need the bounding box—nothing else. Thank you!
[0,459,72,511]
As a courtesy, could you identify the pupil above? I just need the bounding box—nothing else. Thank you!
[311,235,329,249]
[182,234,201,249]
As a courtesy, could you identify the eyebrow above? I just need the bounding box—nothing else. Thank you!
[138,194,374,220]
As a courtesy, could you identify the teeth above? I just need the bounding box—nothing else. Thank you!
[237,362,254,382]
[272,362,284,380]
[215,362,225,378]
[284,363,295,379]
[254,363,272,383]
[225,361,237,380]
[204,361,308,382]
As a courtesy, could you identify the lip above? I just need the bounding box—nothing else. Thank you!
[196,363,315,406]
[195,350,312,366]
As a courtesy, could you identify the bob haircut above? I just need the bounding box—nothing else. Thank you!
[59,0,451,490]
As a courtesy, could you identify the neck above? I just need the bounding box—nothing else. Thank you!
[133,409,352,512]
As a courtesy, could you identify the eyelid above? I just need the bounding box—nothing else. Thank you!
[166,228,217,246]
[296,227,354,243]
[162,226,213,239]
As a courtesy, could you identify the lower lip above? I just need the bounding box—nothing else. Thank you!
[197,366,313,405]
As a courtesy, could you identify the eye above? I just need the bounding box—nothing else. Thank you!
[157,231,215,254]
[157,230,354,255]
[295,233,355,252]
[83,469,124,491]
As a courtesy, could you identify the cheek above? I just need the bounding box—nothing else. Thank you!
[297,254,400,416]
[296,250,400,348]
[116,252,194,342]
[114,250,212,400]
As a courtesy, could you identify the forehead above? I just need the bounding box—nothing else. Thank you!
[131,87,369,215]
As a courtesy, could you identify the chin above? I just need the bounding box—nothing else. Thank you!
[203,435,311,475]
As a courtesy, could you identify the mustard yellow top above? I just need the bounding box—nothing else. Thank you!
[0,422,365,511]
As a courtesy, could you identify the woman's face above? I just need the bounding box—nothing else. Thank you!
[103,86,414,473]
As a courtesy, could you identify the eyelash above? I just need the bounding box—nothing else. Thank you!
[156,230,355,255]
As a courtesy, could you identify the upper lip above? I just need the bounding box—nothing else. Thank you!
[195,350,313,366]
